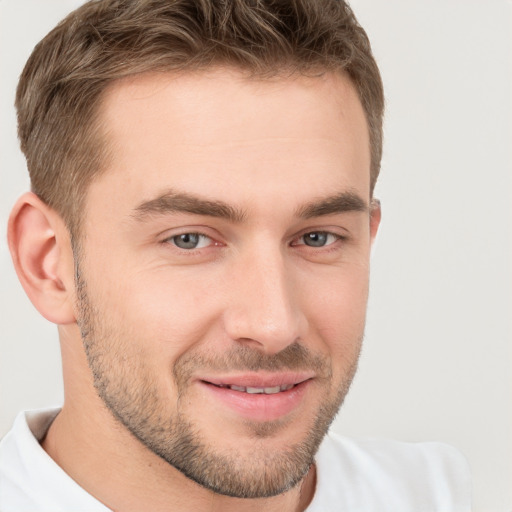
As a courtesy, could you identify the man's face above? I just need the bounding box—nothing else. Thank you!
[75,69,378,498]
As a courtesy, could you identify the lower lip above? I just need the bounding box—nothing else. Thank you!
[199,380,310,422]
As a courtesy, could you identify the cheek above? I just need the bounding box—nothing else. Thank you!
[96,264,223,353]
[302,264,369,355]
[80,267,217,398]
[84,236,370,364]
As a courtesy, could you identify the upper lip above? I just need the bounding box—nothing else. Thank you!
[198,372,315,388]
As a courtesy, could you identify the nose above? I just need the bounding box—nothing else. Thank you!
[222,246,306,354]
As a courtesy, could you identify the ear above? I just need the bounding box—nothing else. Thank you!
[8,192,76,325]
[369,198,381,243]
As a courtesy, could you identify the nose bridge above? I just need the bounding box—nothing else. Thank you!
[224,242,304,352]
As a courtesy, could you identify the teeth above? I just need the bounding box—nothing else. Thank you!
[246,387,263,394]
[227,384,294,394]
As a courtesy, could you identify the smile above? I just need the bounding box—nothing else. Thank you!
[212,383,295,394]
[198,374,313,422]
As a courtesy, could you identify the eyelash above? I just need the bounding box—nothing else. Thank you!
[162,230,346,252]
[293,231,345,248]
[162,232,217,252]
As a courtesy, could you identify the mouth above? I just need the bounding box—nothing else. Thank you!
[197,373,314,422]
[208,383,296,394]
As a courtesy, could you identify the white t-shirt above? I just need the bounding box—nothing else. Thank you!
[0,409,471,511]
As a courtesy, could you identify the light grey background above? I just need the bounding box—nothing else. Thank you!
[1,1,510,510]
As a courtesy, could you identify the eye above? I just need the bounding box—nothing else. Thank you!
[167,233,212,250]
[297,231,340,248]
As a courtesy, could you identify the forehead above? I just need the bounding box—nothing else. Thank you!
[89,68,370,216]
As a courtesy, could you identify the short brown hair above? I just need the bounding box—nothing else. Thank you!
[16,0,384,233]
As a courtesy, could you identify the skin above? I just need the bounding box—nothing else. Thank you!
[8,68,380,512]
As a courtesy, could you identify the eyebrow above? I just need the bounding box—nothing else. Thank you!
[132,189,368,223]
[133,190,247,223]
[295,191,368,218]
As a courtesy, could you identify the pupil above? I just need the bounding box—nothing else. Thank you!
[305,232,327,247]
[175,233,199,249]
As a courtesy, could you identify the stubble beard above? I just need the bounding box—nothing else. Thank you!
[75,266,361,499]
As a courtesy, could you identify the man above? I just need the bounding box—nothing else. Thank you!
[0,0,470,510]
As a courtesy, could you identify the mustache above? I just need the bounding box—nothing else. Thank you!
[173,342,332,384]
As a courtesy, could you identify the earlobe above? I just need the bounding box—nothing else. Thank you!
[8,192,76,325]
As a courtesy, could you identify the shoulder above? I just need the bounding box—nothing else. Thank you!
[307,432,471,512]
